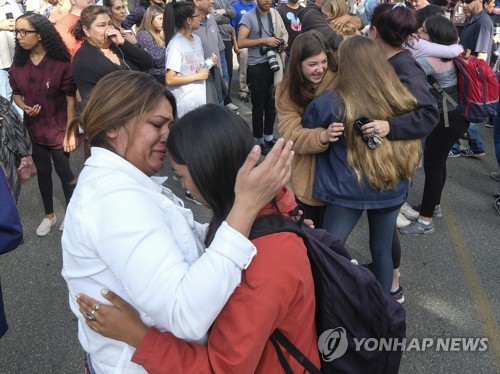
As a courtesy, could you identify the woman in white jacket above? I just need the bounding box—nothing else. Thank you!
[61,70,293,373]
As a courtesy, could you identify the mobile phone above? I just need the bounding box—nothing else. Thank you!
[123,29,133,35]
[5,12,13,19]
[354,117,376,150]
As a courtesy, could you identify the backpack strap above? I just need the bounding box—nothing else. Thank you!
[427,75,458,128]
[271,329,323,374]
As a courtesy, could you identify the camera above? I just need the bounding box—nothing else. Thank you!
[259,38,285,73]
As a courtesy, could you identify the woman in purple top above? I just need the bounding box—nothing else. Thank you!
[137,5,166,84]
[9,13,77,237]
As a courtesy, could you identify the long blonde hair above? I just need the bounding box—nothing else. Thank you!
[334,36,421,190]
[139,5,165,48]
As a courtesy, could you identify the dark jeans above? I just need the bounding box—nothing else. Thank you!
[223,40,233,105]
[31,143,75,215]
[420,110,469,217]
[451,122,484,152]
[494,101,500,168]
[247,62,275,139]
[324,204,400,293]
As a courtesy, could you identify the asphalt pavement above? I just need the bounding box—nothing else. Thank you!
[0,75,499,373]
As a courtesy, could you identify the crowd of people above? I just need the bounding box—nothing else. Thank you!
[1,0,500,371]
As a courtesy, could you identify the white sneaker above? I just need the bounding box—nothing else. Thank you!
[225,103,239,111]
[396,212,411,228]
[400,202,419,220]
[59,220,64,231]
[36,215,57,237]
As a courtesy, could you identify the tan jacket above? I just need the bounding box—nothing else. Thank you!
[276,69,336,206]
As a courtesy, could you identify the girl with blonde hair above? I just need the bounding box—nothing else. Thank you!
[302,35,421,293]
[137,5,166,84]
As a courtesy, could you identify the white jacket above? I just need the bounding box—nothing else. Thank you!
[61,148,257,374]
[0,0,22,70]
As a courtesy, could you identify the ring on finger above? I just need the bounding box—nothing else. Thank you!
[86,311,97,321]
[93,303,101,311]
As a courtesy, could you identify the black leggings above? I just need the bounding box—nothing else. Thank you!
[420,110,469,217]
[223,40,234,105]
[31,143,75,214]
[247,62,276,139]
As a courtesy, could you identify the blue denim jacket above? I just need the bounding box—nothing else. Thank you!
[301,90,409,210]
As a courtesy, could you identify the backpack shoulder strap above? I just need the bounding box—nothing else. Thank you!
[250,215,322,373]
[426,74,458,128]
[271,329,323,374]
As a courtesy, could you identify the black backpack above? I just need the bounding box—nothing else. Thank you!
[250,214,406,374]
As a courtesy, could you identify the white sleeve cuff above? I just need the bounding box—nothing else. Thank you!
[206,221,257,270]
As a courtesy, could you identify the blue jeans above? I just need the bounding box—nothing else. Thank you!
[323,204,400,294]
[494,102,500,168]
[451,122,485,152]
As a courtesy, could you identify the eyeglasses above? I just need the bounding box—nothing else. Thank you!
[188,14,200,18]
[462,0,475,4]
[14,29,37,37]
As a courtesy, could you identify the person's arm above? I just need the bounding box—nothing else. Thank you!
[276,84,330,154]
[63,95,76,152]
[121,6,145,29]
[329,14,362,31]
[473,22,493,62]
[301,6,344,50]
[165,69,209,86]
[212,0,237,23]
[410,38,463,59]
[76,232,310,373]
[119,40,154,71]
[369,65,439,140]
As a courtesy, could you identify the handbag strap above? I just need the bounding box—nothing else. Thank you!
[270,329,322,374]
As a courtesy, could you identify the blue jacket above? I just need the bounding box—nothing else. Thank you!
[0,170,23,339]
[302,90,410,210]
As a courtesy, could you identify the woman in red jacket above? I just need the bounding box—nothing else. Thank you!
[76,104,320,373]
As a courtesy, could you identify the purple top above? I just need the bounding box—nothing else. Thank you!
[136,29,166,76]
[122,5,146,29]
[9,57,76,149]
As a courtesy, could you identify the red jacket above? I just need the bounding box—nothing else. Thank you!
[132,188,320,373]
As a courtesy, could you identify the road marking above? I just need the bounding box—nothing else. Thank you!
[442,196,500,371]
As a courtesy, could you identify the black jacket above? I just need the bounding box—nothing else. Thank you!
[72,40,154,102]
[388,50,440,140]
[298,4,344,50]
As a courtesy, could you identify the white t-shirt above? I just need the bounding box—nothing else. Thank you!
[165,32,207,118]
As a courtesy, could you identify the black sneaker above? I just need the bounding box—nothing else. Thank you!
[260,142,272,156]
[461,149,485,157]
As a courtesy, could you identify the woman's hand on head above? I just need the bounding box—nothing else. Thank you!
[360,119,390,138]
[76,290,149,348]
[234,138,294,212]
[320,122,344,144]
[330,14,351,31]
